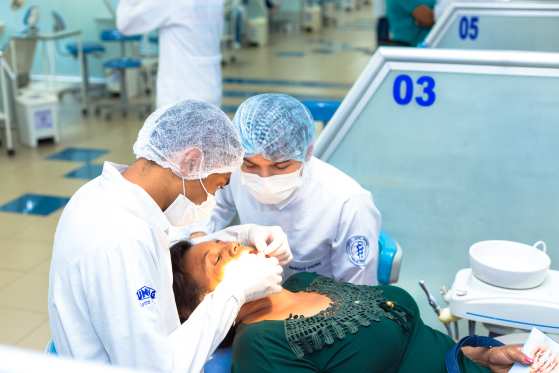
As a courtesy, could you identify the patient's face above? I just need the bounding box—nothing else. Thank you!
[182,240,254,292]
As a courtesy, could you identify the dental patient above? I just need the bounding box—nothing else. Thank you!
[171,240,532,373]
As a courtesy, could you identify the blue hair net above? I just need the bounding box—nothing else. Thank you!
[233,94,315,162]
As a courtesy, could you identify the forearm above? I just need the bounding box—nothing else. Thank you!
[169,286,242,372]
[412,5,435,27]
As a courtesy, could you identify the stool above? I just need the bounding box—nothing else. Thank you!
[140,33,159,98]
[66,41,106,115]
[99,57,150,120]
[98,29,151,120]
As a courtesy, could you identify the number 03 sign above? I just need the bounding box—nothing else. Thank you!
[392,75,436,107]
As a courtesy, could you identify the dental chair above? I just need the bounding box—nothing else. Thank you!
[45,231,403,373]
[302,99,341,126]
[204,230,403,373]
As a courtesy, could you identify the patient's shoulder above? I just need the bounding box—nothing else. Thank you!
[283,272,320,291]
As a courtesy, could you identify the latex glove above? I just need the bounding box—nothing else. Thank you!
[247,225,293,266]
[219,252,283,304]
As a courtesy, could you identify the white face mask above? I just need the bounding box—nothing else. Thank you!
[164,178,216,227]
[241,168,303,205]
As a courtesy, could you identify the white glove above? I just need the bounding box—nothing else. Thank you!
[246,225,293,266]
[219,252,283,304]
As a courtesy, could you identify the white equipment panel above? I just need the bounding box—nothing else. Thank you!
[449,269,559,334]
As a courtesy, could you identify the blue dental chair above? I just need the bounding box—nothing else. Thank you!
[46,232,402,373]
[302,99,341,125]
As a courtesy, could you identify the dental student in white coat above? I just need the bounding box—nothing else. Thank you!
[48,100,292,372]
[202,94,382,285]
[116,0,224,108]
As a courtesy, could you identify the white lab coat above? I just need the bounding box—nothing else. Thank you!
[48,162,241,373]
[117,0,224,108]
[205,157,382,285]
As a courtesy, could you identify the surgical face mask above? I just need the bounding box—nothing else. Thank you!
[241,168,303,205]
[164,178,216,227]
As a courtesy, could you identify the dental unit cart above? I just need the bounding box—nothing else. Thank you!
[448,268,559,335]
[446,240,559,338]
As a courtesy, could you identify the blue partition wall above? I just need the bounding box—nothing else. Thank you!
[315,47,559,329]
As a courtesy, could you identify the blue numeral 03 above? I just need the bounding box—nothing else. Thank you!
[392,74,436,107]
[393,75,414,105]
[415,76,436,107]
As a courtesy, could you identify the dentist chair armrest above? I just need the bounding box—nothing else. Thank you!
[377,230,403,285]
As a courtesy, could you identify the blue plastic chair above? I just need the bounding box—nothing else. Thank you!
[103,58,142,70]
[66,42,105,57]
[302,99,341,125]
[49,9,106,115]
[100,29,143,44]
[100,29,143,72]
[65,42,107,115]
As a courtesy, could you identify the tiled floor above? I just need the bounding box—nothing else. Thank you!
[0,6,376,350]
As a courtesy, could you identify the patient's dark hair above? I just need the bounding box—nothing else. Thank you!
[170,240,204,323]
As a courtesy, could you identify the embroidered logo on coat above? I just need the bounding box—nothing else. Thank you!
[346,236,370,267]
[136,286,156,307]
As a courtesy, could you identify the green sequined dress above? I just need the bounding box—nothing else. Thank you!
[231,272,490,373]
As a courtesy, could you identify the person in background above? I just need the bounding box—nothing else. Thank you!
[117,0,225,108]
[386,0,435,46]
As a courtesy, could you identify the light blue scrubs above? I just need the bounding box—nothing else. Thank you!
[386,0,436,46]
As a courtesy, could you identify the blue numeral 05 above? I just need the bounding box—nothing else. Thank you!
[459,16,479,40]
[393,74,436,107]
